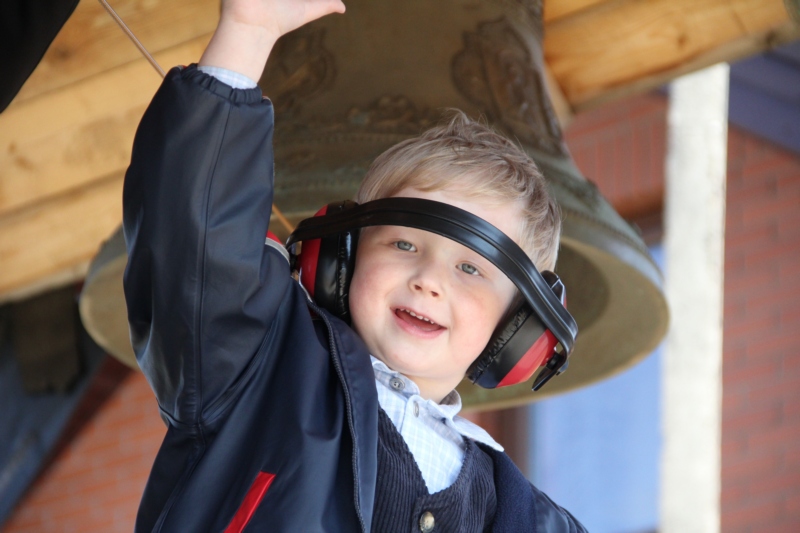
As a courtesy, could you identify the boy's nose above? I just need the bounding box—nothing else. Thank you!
[412,280,440,298]
[409,260,445,297]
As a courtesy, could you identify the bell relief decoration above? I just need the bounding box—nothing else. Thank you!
[452,17,567,157]
[261,26,337,116]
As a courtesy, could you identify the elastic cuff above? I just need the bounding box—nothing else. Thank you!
[172,64,264,105]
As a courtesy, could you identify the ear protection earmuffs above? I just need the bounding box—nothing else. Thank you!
[295,201,360,322]
[285,198,578,391]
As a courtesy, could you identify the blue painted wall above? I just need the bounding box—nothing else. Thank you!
[729,40,800,156]
[527,245,664,533]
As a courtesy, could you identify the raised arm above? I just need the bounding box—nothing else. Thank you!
[122,0,344,426]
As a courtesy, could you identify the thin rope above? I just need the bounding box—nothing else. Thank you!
[98,0,296,235]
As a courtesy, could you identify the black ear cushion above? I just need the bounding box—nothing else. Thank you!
[468,301,556,388]
[313,229,358,322]
[468,301,530,385]
[295,201,359,322]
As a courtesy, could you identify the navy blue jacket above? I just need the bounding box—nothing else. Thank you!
[123,65,586,532]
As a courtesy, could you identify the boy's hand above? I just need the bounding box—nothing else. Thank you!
[199,0,345,83]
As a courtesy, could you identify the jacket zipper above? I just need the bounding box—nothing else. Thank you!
[306,298,367,533]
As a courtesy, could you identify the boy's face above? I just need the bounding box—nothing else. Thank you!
[348,187,524,402]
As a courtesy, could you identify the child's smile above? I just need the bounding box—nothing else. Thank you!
[393,307,444,335]
[349,187,524,402]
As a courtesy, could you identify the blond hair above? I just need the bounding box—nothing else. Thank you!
[356,111,561,270]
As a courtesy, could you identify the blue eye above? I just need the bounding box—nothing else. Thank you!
[459,263,479,275]
[395,241,416,252]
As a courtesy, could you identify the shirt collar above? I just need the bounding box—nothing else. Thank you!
[370,356,503,452]
[371,356,461,414]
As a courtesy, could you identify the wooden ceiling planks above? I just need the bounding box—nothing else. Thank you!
[9,0,219,107]
[543,0,606,23]
[0,37,211,300]
[0,0,213,301]
[545,0,800,109]
[0,171,124,303]
[0,0,797,302]
[0,36,210,219]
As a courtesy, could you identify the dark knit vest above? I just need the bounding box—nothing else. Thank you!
[371,408,497,533]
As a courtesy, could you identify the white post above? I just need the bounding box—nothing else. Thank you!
[661,64,729,533]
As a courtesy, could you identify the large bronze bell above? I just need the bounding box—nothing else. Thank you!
[80,0,668,410]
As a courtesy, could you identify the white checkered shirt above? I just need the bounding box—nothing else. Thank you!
[371,356,503,494]
[197,66,258,89]
[199,65,504,494]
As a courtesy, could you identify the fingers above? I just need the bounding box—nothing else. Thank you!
[304,0,346,24]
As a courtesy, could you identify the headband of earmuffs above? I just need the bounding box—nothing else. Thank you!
[285,197,578,391]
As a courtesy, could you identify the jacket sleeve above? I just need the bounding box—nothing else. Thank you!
[122,65,291,426]
[528,482,588,533]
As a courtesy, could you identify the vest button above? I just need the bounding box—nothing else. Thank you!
[419,511,435,532]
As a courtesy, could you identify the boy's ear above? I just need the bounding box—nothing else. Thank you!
[292,201,359,323]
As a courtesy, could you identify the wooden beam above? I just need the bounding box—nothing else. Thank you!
[544,0,799,110]
[543,63,574,128]
[0,37,210,302]
[0,37,210,218]
[544,0,607,23]
[9,0,219,107]
[0,172,123,303]
[583,21,800,112]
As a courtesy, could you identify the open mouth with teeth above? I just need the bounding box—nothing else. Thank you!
[394,308,445,333]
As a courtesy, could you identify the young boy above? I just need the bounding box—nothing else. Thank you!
[122,0,586,531]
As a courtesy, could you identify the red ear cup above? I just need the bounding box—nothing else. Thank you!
[467,271,567,389]
[295,202,359,322]
[297,205,328,299]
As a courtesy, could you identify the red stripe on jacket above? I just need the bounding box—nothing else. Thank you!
[224,472,276,533]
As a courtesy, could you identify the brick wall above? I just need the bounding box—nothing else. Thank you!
[720,128,800,532]
[2,360,164,533]
[565,92,667,219]
[3,91,798,532]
